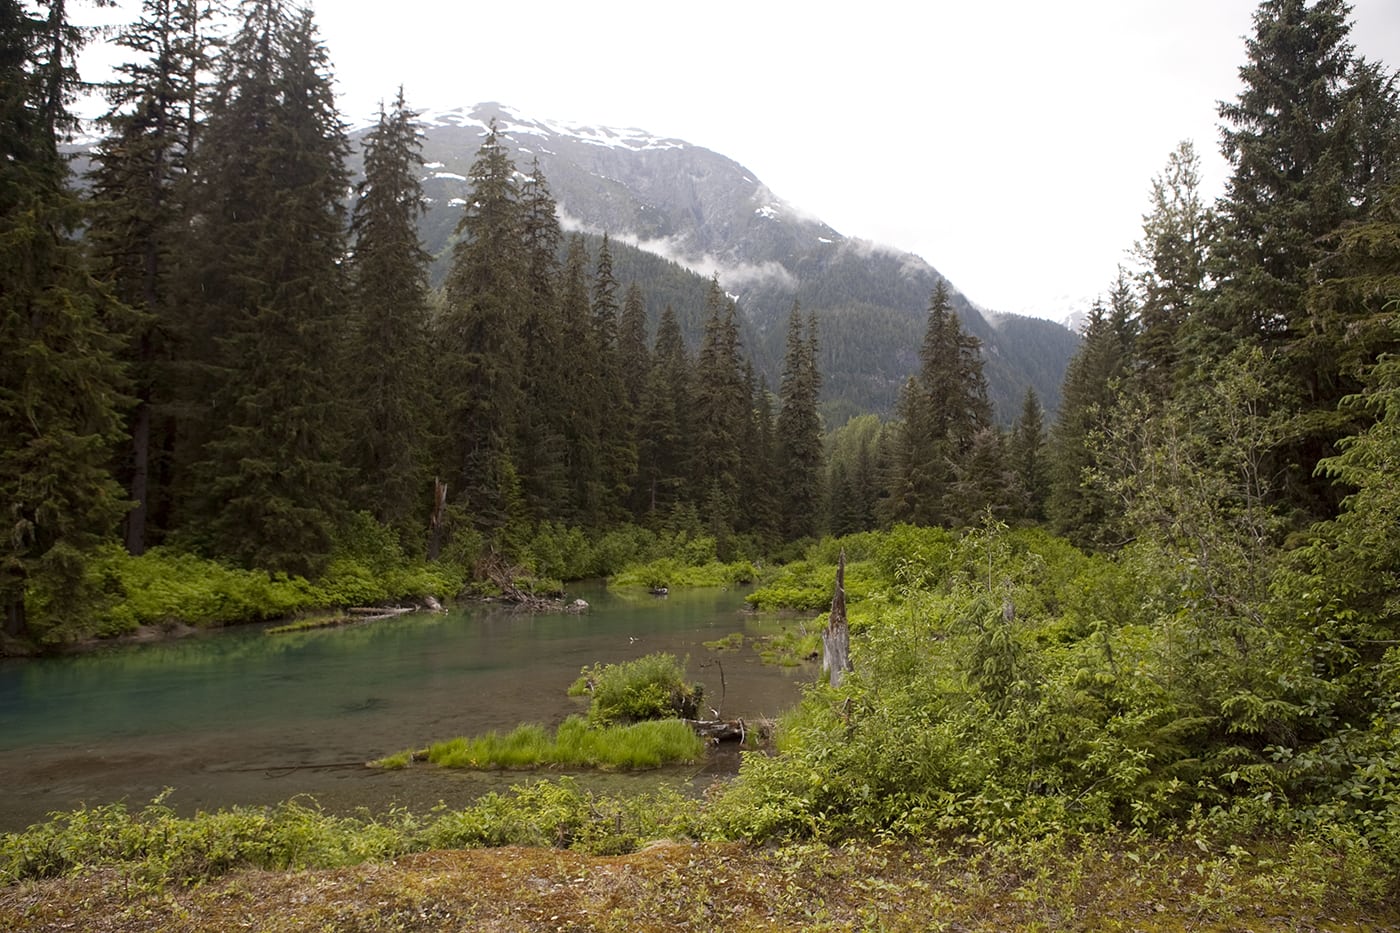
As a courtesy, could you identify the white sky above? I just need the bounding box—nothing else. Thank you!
[77,0,1400,320]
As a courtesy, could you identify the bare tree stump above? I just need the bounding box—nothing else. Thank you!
[822,549,853,688]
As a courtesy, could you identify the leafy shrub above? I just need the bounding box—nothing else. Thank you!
[569,653,703,724]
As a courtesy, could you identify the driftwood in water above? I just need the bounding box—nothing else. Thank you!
[822,548,854,688]
[684,717,750,743]
[478,554,588,614]
[347,605,417,621]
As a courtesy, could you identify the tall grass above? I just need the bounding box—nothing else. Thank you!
[421,717,703,770]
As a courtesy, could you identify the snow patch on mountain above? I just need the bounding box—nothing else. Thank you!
[418,103,687,154]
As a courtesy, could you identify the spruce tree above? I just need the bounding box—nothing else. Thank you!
[618,282,651,518]
[775,303,824,540]
[515,158,569,519]
[86,0,212,555]
[556,235,605,524]
[181,0,350,575]
[590,235,635,523]
[1206,0,1399,520]
[635,305,692,518]
[692,279,748,553]
[1008,387,1049,522]
[738,366,780,544]
[1,0,130,637]
[886,282,992,526]
[1131,140,1211,398]
[1046,294,1135,548]
[344,88,432,538]
[440,118,527,534]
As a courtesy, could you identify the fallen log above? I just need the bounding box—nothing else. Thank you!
[683,718,749,743]
[347,606,416,618]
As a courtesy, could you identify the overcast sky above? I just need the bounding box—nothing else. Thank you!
[78,0,1400,320]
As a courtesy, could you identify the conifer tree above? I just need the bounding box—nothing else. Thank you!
[1208,0,1395,349]
[86,0,212,555]
[556,235,605,524]
[945,427,1015,526]
[440,118,527,534]
[1,0,130,637]
[618,282,651,518]
[591,235,635,523]
[635,305,692,518]
[181,0,350,575]
[1205,0,1398,520]
[344,88,432,538]
[775,304,824,540]
[739,367,780,544]
[692,279,748,553]
[886,282,992,526]
[1008,387,1049,521]
[1046,292,1135,547]
[515,158,569,518]
[1131,140,1211,398]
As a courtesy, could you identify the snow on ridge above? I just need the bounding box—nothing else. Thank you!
[432,171,466,181]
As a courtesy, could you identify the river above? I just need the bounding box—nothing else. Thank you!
[0,584,813,833]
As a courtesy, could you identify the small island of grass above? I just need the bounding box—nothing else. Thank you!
[374,717,703,771]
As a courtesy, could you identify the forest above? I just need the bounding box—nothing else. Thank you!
[3,0,1400,926]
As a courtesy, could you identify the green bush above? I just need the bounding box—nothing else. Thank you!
[569,653,703,724]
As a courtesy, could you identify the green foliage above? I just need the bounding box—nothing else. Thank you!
[569,653,703,725]
[609,557,756,590]
[420,717,703,771]
[19,513,460,644]
[0,793,410,887]
[417,778,697,856]
[745,558,874,611]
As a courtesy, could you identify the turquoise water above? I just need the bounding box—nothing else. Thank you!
[0,584,812,832]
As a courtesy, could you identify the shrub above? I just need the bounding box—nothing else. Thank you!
[569,653,703,725]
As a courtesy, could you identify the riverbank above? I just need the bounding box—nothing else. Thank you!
[4,836,1396,932]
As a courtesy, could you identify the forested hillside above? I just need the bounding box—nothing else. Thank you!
[350,102,1082,420]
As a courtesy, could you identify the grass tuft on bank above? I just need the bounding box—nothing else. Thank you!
[379,718,705,771]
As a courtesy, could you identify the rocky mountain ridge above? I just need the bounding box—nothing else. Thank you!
[372,101,1082,420]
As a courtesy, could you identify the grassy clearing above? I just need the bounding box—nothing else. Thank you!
[375,718,704,771]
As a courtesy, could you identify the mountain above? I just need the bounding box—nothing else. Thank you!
[374,102,1082,422]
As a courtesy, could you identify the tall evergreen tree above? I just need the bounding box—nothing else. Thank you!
[1131,139,1211,397]
[1,0,130,637]
[1046,291,1136,547]
[591,234,635,523]
[182,0,350,575]
[635,304,692,518]
[738,366,780,544]
[618,282,651,518]
[86,0,212,555]
[885,282,991,527]
[1206,0,1399,520]
[692,279,748,553]
[515,157,569,519]
[440,118,526,534]
[1008,387,1049,522]
[775,304,823,540]
[556,235,605,524]
[344,88,432,538]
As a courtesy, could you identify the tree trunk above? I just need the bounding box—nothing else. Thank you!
[427,477,447,561]
[4,593,28,640]
[125,395,151,555]
[822,548,853,688]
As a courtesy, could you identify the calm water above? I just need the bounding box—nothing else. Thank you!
[0,583,812,833]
